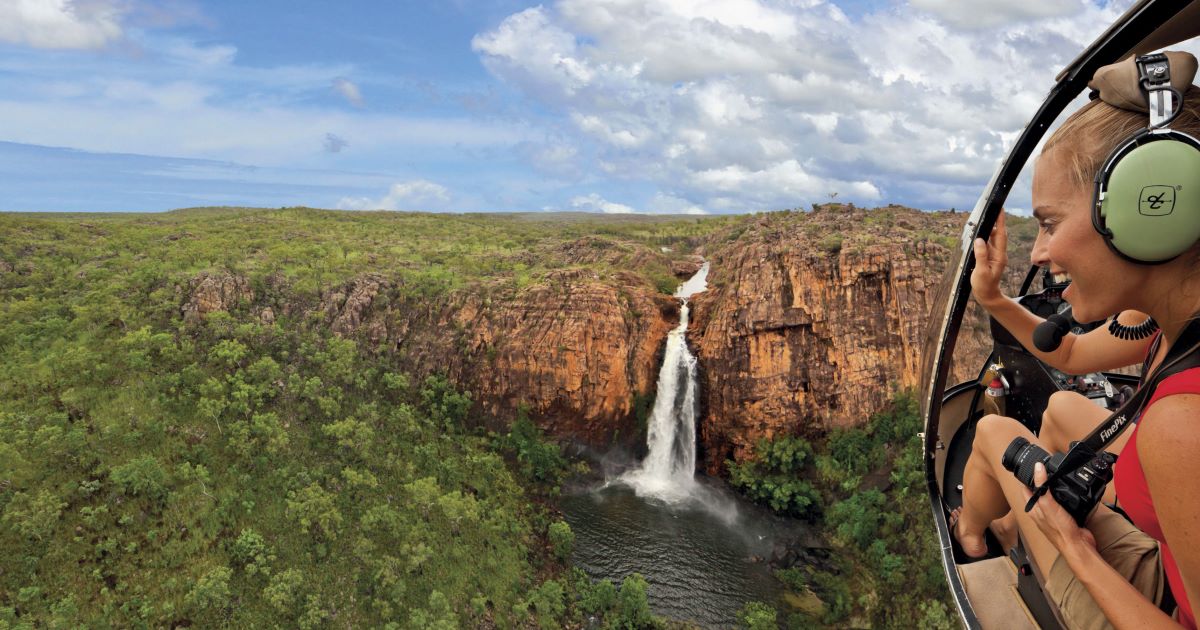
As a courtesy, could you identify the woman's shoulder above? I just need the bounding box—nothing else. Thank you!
[1138,383,1200,458]
[1147,365,1200,406]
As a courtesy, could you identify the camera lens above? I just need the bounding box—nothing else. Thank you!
[1002,437,1029,472]
[1001,437,1051,488]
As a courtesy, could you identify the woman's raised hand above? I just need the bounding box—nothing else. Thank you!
[971,212,1008,307]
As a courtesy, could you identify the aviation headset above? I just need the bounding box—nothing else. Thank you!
[1092,53,1200,264]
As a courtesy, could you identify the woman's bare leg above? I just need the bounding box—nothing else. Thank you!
[1040,390,1131,457]
[988,390,1129,550]
[955,414,1064,570]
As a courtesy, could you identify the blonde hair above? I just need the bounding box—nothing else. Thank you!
[1043,85,1200,187]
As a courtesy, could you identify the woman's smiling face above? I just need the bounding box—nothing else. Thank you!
[1030,148,1144,323]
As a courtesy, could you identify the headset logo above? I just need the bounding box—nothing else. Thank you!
[1139,185,1176,216]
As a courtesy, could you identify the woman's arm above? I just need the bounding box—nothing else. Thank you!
[971,213,1152,374]
[1138,394,1200,623]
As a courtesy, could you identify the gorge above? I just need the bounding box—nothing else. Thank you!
[0,206,1034,627]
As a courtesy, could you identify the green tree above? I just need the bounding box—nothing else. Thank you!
[286,483,343,539]
[408,590,458,630]
[501,410,567,486]
[263,568,305,615]
[527,579,566,629]
[110,456,170,503]
[548,520,574,562]
[230,529,272,576]
[737,601,778,630]
[420,374,472,430]
[727,436,820,518]
[614,573,656,629]
[1,489,66,542]
[580,578,617,615]
[186,566,232,615]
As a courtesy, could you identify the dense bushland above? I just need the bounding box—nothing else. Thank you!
[0,208,730,628]
[729,392,956,629]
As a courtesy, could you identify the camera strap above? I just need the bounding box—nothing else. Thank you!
[1025,316,1200,513]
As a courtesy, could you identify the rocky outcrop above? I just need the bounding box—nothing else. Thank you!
[672,256,706,278]
[323,274,390,343]
[409,269,677,443]
[687,207,984,473]
[181,272,253,321]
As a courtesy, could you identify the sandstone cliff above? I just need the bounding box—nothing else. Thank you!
[180,208,1030,474]
[687,207,960,473]
[441,269,676,443]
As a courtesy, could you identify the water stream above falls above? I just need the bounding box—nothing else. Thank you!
[560,263,797,627]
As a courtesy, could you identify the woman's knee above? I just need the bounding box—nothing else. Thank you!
[972,414,1026,463]
[1041,390,1103,452]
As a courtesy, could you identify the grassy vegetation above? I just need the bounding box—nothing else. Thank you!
[0,207,740,628]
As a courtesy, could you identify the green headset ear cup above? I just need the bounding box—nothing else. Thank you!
[1096,131,1200,263]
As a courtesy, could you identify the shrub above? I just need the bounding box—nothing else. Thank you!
[110,456,169,503]
[727,436,820,518]
[818,233,843,254]
[548,520,574,562]
[737,601,778,630]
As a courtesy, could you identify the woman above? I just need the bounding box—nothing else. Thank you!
[953,61,1200,629]
[969,210,1153,551]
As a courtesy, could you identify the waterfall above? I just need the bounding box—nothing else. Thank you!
[619,263,709,503]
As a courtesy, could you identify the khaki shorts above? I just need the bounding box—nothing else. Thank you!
[1045,506,1168,630]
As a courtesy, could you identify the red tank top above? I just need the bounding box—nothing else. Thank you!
[1112,366,1200,628]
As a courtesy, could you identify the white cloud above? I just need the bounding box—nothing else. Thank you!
[909,0,1083,29]
[570,193,635,214]
[474,0,1136,211]
[0,0,127,50]
[337,179,451,211]
[162,39,236,67]
[648,192,707,215]
[332,77,364,107]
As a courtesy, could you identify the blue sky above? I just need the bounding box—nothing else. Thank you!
[0,0,1161,213]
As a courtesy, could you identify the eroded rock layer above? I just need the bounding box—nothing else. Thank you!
[179,207,1017,474]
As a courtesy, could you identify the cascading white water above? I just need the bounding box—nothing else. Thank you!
[620,263,709,503]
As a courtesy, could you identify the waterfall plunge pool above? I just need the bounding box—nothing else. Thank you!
[559,474,805,628]
[557,262,807,627]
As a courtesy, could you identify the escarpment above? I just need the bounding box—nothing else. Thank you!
[685,206,1025,473]
[441,270,676,442]
[177,208,1023,472]
[176,234,682,446]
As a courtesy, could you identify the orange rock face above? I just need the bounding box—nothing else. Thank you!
[687,207,978,474]
[181,272,254,322]
[441,269,677,443]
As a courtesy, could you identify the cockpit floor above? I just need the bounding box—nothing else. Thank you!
[959,557,1040,630]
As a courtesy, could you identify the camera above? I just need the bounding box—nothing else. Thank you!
[1001,437,1116,525]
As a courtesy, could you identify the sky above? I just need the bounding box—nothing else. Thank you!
[0,0,1185,214]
